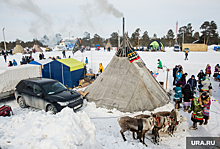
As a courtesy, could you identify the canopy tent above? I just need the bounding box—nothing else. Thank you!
[85,33,170,112]
[29,59,53,77]
[147,40,164,51]
[43,58,85,88]
[12,45,25,54]
[32,44,43,52]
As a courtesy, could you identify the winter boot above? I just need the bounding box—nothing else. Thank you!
[189,122,198,130]
[186,106,190,110]
[204,119,208,125]
[183,106,187,112]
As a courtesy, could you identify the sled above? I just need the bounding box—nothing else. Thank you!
[0,105,13,117]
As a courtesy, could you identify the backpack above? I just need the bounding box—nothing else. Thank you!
[0,105,13,117]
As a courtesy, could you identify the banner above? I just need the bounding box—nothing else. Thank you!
[127,48,140,63]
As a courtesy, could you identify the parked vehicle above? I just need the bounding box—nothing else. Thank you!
[14,78,84,114]
[174,45,181,52]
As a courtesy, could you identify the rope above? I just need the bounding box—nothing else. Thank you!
[90,116,119,119]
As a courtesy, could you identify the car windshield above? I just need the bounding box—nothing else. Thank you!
[174,46,179,49]
[42,82,67,95]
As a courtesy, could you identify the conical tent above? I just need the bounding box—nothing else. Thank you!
[85,34,170,112]
[32,44,43,52]
[105,40,113,50]
[13,45,25,54]
[147,40,164,51]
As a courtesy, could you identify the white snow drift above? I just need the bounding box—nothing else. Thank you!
[0,108,96,149]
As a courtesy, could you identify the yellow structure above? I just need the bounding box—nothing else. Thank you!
[182,44,208,52]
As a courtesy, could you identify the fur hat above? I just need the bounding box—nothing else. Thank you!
[201,92,209,98]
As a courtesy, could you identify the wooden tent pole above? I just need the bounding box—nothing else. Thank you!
[166,68,169,89]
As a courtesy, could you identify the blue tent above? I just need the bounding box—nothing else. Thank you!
[43,58,85,88]
[29,59,53,77]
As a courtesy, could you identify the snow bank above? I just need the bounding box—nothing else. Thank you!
[0,108,96,149]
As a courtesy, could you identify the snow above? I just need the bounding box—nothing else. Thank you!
[0,47,220,149]
[0,107,96,149]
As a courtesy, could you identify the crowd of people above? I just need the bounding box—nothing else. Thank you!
[20,56,34,65]
[172,63,219,130]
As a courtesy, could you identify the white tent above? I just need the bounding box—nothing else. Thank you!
[0,64,41,94]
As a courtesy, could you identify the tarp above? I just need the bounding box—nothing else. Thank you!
[43,58,85,88]
[0,64,41,93]
[29,59,52,77]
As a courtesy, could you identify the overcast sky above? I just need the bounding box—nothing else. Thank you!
[0,0,220,42]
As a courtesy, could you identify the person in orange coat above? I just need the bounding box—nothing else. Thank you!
[98,63,104,73]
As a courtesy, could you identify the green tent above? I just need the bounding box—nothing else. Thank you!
[147,40,164,51]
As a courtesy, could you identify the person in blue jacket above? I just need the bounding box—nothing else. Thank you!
[12,59,17,66]
[176,70,182,83]
[187,75,197,96]
[174,83,183,110]
[85,57,88,65]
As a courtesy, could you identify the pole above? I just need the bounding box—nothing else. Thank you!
[182,31,184,44]
[2,28,7,51]
[118,30,120,48]
[69,32,70,41]
[123,17,125,56]
[166,68,169,89]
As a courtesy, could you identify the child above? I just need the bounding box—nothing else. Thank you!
[205,64,211,77]
[188,96,204,130]
[200,92,211,125]
[174,83,182,110]
[182,84,192,112]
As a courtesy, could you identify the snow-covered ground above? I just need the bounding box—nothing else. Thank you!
[0,47,220,149]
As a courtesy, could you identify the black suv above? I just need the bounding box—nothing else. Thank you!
[14,78,83,114]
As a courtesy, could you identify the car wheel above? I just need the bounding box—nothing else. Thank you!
[47,104,57,114]
[18,97,27,108]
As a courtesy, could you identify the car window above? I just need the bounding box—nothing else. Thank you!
[26,83,33,92]
[42,82,67,95]
[33,84,43,94]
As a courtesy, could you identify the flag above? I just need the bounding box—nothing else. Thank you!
[127,48,140,63]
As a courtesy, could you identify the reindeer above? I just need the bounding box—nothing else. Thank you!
[154,109,180,137]
[117,116,154,146]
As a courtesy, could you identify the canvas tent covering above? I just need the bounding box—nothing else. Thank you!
[147,40,164,51]
[12,45,25,54]
[29,59,53,77]
[43,58,85,88]
[86,34,170,112]
[105,40,113,50]
[0,64,41,94]
[32,44,43,52]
